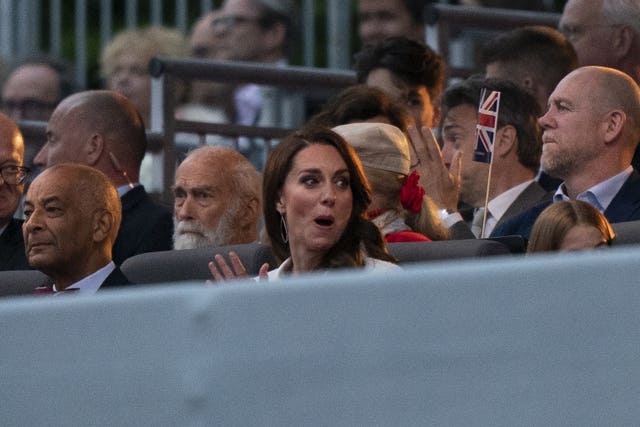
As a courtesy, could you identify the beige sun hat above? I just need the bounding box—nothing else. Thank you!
[332,122,411,175]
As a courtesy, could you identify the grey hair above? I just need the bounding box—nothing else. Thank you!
[601,0,640,34]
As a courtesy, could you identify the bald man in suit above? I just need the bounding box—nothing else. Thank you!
[34,90,173,265]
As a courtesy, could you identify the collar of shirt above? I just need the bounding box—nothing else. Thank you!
[116,183,140,198]
[0,222,8,237]
[233,59,288,126]
[53,261,116,295]
[234,84,263,126]
[553,166,633,212]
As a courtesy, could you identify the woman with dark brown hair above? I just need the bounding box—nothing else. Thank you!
[209,127,398,280]
[306,85,412,132]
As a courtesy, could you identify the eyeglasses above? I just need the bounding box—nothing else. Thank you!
[2,98,57,115]
[0,165,30,185]
[559,24,623,42]
[211,15,262,31]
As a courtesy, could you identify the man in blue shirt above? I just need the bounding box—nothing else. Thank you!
[493,66,640,240]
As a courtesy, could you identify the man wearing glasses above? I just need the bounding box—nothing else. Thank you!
[212,0,294,64]
[1,56,76,172]
[559,0,640,85]
[210,0,304,170]
[0,112,30,271]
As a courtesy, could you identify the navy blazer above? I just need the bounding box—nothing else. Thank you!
[99,267,133,289]
[112,186,173,265]
[0,218,30,271]
[492,171,640,240]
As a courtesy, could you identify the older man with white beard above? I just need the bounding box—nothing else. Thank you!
[172,146,261,249]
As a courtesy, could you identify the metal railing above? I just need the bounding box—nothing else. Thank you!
[0,0,353,88]
[149,57,357,201]
[0,1,562,88]
[12,2,566,204]
[19,120,165,156]
[426,4,561,79]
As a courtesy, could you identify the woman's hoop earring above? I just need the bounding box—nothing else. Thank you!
[280,213,289,243]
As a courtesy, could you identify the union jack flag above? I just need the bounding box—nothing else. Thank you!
[473,88,501,164]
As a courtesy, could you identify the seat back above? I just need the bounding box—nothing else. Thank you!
[388,238,512,264]
[0,269,50,297]
[612,221,640,246]
[120,242,275,284]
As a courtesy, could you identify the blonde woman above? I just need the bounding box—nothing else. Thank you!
[101,26,188,126]
[334,122,449,242]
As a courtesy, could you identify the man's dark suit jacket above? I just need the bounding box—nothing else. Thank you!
[449,181,551,240]
[99,267,133,289]
[34,266,133,294]
[491,171,640,240]
[0,218,30,271]
[493,181,552,232]
[112,186,173,265]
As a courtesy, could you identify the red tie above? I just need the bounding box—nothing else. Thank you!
[33,286,54,295]
[32,286,79,295]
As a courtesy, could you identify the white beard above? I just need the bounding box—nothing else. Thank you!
[173,212,237,250]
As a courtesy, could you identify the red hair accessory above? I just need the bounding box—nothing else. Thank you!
[400,171,425,213]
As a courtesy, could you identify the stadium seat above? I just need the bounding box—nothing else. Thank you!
[612,220,640,246]
[0,269,50,297]
[120,242,275,284]
[388,238,513,264]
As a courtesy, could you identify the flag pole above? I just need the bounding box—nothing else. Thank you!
[479,155,494,238]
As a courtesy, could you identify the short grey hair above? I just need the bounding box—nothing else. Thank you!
[601,0,640,34]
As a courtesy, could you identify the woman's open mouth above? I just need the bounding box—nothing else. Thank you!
[314,216,334,227]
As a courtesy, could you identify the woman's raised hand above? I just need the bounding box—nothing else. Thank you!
[208,251,269,282]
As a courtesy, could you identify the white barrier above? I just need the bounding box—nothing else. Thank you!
[1,247,639,426]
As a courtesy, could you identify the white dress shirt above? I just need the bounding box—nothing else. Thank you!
[266,256,401,280]
[53,262,116,295]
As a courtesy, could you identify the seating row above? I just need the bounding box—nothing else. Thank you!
[3,217,640,297]
[0,238,513,297]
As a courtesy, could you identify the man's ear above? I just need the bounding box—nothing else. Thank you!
[494,125,517,158]
[85,134,105,166]
[612,25,633,60]
[602,109,626,144]
[521,76,534,91]
[93,209,114,243]
[241,197,260,227]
